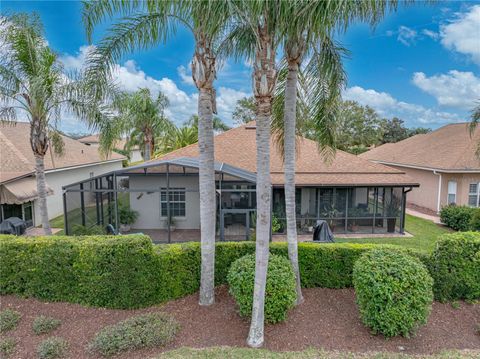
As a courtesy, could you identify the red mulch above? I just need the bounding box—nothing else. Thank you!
[1,287,479,359]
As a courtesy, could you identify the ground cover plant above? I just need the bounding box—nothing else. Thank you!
[227,254,297,323]
[353,249,433,337]
[0,337,16,358]
[88,312,178,357]
[32,316,61,335]
[0,309,21,333]
[36,337,68,359]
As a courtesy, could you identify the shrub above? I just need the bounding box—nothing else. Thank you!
[469,210,480,231]
[118,206,139,225]
[0,337,16,358]
[88,313,178,357]
[429,232,480,302]
[353,249,433,337]
[36,337,68,359]
[227,254,297,323]
[440,205,477,231]
[32,316,61,335]
[0,309,21,333]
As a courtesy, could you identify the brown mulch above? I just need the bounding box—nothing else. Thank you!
[1,287,479,359]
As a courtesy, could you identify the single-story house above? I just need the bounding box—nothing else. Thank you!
[360,123,480,213]
[62,123,418,241]
[0,122,125,228]
[79,134,143,163]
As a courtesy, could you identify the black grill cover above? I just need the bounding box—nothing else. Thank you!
[313,220,334,242]
[0,217,27,235]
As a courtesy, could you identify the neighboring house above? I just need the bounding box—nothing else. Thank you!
[79,134,143,163]
[0,122,125,228]
[62,123,417,240]
[360,123,480,213]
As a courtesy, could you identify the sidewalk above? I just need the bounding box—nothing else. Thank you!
[406,208,442,224]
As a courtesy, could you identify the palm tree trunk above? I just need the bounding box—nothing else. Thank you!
[284,62,303,305]
[144,131,152,161]
[192,31,216,306]
[35,155,52,235]
[247,26,276,348]
[198,87,216,306]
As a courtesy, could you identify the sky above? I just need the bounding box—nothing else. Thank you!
[1,1,480,134]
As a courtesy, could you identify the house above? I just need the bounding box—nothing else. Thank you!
[360,123,480,213]
[62,123,418,241]
[0,122,125,228]
[79,134,143,163]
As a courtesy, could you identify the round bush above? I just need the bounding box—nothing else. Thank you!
[353,249,433,337]
[227,254,296,324]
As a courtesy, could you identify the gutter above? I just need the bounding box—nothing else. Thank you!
[433,170,442,213]
[369,160,480,174]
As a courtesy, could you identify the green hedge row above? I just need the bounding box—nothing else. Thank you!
[0,232,477,309]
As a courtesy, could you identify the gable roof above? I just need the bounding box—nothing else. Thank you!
[360,123,480,172]
[152,123,417,187]
[0,122,125,184]
[79,134,137,151]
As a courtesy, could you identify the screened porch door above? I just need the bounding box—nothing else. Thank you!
[220,209,254,241]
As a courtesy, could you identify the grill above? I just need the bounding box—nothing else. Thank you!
[0,217,27,235]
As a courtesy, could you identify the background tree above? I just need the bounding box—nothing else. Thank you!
[100,88,172,161]
[155,123,198,155]
[0,14,107,234]
[186,114,231,132]
[232,96,256,125]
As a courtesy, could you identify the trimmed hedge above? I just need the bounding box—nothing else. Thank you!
[429,232,480,302]
[353,249,433,337]
[1,233,477,309]
[439,205,479,231]
[227,254,297,323]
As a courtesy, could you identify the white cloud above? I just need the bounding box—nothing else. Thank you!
[440,5,480,65]
[177,65,194,86]
[343,86,463,125]
[59,45,94,72]
[397,26,417,46]
[412,70,480,110]
[422,29,439,41]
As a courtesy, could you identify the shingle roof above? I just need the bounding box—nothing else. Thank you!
[360,123,480,171]
[0,122,125,184]
[79,134,135,151]
[152,123,417,186]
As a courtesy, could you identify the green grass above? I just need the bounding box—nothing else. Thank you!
[157,348,479,359]
[335,214,451,252]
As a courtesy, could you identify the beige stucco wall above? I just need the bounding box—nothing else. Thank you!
[383,164,480,212]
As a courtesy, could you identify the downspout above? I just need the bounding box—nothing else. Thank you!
[433,170,442,213]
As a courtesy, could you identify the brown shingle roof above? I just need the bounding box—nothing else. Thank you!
[0,122,125,183]
[152,123,417,186]
[360,123,480,171]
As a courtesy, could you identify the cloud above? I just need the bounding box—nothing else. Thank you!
[177,65,194,86]
[412,70,480,110]
[397,26,417,46]
[422,29,439,41]
[59,45,94,72]
[440,5,480,65]
[343,86,463,125]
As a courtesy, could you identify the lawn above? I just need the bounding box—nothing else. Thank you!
[335,214,451,252]
[158,348,479,359]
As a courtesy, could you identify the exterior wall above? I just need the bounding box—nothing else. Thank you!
[33,160,123,225]
[129,175,200,230]
[385,165,440,212]
[440,173,480,208]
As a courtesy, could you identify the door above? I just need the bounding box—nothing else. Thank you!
[220,209,254,241]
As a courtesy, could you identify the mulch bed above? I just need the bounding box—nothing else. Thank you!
[1,287,479,358]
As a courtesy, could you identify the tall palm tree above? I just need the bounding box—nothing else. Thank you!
[0,14,107,234]
[82,0,230,305]
[271,0,401,307]
[155,123,198,155]
[98,88,172,160]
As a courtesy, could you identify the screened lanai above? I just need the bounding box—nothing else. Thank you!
[62,157,257,242]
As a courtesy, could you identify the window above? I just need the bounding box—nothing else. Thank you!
[447,181,457,205]
[469,183,479,207]
[160,188,186,217]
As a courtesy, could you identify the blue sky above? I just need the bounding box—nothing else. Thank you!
[2,1,480,133]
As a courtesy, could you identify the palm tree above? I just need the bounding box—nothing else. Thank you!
[186,114,231,133]
[155,123,198,155]
[0,14,107,234]
[82,0,230,305]
[98,88,172,161]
